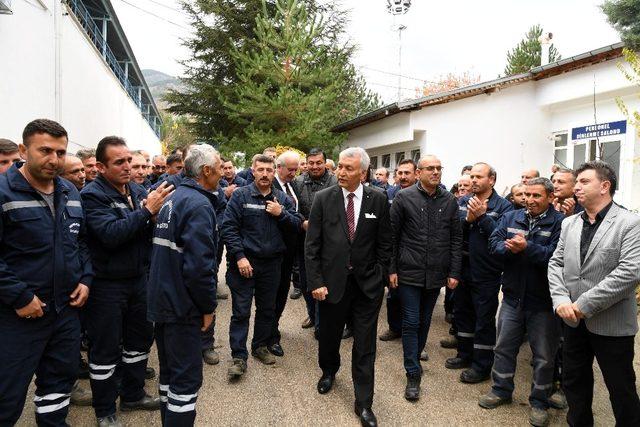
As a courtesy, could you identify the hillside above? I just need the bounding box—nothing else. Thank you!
[141,69,183,110]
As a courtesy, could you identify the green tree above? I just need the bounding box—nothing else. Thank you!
[221,0,378,154]
[159,112,197,154]
[165,0,376,153]
[601,0,640,50]
[503,25,561,76]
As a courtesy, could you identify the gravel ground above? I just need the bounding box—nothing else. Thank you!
[18,267,639,426]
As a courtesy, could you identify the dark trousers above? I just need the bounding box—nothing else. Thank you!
[385,287,402,334]
[563,321,640,427]
[490,303,559,409]
[398,285,440,375]
[86,276,154,418]
[444,286,454,315]
[156,322,202,427]
[271,248,296,345]
[227,256,281,360]
[454,280,500,374]
[298,243,319,329]
[318,275,383,409]
[0,305,79,426]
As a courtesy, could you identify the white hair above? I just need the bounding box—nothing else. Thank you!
[339,147,370,172]
[276,150,301,166]
[184,144,220,178]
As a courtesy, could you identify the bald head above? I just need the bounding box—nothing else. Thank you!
[61,155,86,190]
[521,168,540,184]
[417,155,442,191]
[374,167,389,185]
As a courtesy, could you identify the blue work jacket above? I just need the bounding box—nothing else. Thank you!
[221,182,301,261]
[0,164,93,311]
[458,190,513,283]
[147,178,219,323]
[489,206,564,311]
[81,175,152,279]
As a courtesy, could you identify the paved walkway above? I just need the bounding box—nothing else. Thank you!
[19,276,638,426]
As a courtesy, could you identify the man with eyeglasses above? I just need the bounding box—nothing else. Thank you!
[148,155,166,185]
[390,155,462,401]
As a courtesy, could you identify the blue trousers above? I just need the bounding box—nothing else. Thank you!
[0,305,80,426]
[157,322,202,427]
[227,256,281,360]
[454,280,500,374]
[86,276,154,418]
[490,302,559,409]
[399,285,440,375]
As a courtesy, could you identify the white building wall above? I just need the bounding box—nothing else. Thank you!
[0,0,161,154]
[345,56,640,208]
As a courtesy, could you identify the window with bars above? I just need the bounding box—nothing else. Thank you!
[395,152,405,167]
[382,154,390,168]
[411,149,421,162]
[553,133,568,169]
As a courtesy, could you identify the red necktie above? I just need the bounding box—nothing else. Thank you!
[346,193,355,241]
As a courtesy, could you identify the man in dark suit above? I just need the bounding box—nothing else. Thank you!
[305,147,392,427]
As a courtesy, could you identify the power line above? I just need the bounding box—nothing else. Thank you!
[137,0,189,16]
[359,65,438,84]
[367,81,419,92]
[116,0,191,30]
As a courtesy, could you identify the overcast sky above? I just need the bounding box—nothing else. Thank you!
[112,0,621,104]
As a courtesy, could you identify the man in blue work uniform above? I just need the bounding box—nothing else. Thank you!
[82,136,174,427]
[148,144,222,426]
[479,177,564,426]
[221,154,301,378]
[445,162,513,383]
[0,119,92,425]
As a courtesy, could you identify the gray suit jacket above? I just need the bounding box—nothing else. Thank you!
[548,203,640,336]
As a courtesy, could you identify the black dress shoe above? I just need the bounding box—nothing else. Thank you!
[268,343,284,357]
[317,374,335,394]
[145,367,156,380]
[354,404,378,427]
[460,368,490,384]
[445,357,471,370]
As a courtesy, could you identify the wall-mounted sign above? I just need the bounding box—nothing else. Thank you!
[571,120,627,140]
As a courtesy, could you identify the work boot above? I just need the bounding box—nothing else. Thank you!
[145,367,156,380]
[70,381,92,406]
[216,289,228,300]
[228,358,247,378]
[460,368,490,384]
[529,407,550,427]
[203,348,220,365]
[404,373,421,401]
[97,414,122,427]
[440,335,458,349]
[445,313,453,324]
[548,389,568,409]
[342,326,353,339]
[445,357,470,369]
[478,391,512,409]
[379,329,401,341]
[120,393,161,411]
[251,346,276,365]
[289,288,302,299]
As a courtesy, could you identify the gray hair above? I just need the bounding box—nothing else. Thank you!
[276,150,301,167]
[184,144,220,178]
[527,177,554,195]
[152,154,166,162]
[339,147,370,172]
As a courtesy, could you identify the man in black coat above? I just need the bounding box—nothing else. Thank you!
[305,147,392,427]
[389,155,462,401]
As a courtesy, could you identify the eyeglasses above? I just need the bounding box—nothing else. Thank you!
[418,166,443,172]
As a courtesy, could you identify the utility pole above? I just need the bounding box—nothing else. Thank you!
[386,1,411,101]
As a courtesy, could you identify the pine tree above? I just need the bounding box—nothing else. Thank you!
[601,0,640,50]
[221,0,379,155]
[503,25,561,76]
[165,0,378,153]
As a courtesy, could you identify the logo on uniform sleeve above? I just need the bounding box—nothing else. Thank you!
[156,200,173,229]
[69,222,80,234]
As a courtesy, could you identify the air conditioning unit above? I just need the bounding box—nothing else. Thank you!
[0,0,12,15]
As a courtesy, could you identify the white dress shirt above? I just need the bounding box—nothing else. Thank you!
[342,184,363,230]
[275,174,298,211]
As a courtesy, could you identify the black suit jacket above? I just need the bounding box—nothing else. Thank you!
[305,184,392,304]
